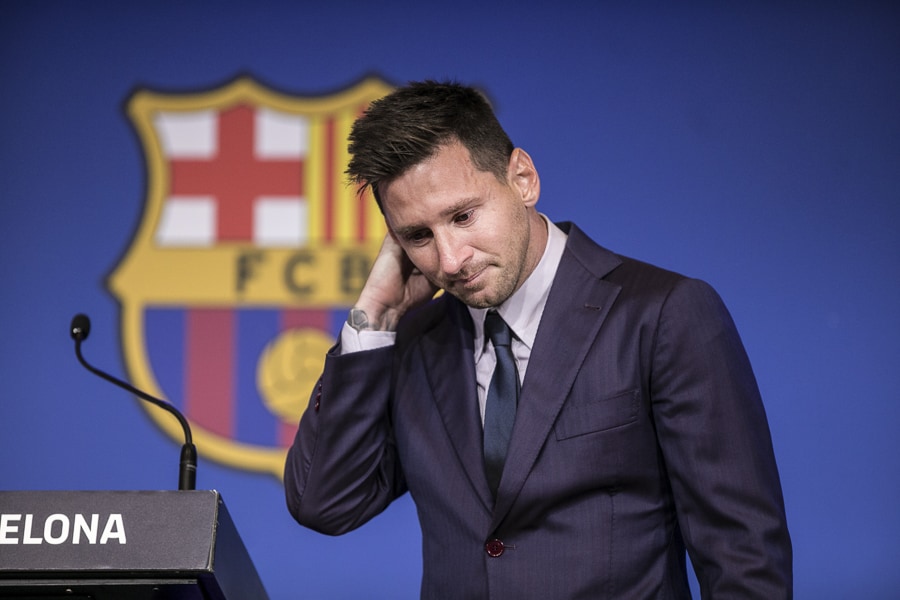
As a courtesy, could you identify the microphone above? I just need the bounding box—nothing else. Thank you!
[70,313,197,490]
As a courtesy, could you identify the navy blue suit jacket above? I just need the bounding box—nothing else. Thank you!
[285,222,792,598]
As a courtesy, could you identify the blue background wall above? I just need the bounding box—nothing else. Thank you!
[1,2,898,597]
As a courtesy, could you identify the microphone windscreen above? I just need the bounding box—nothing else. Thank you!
[71,313,91,341]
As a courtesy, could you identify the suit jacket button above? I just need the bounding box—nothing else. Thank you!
[485,539,505,557]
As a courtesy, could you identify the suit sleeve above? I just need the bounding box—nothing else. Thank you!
[650,278,792,598]
[283,343,407,535]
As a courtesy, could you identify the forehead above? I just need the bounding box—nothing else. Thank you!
[392,141,478,186]
[380,142,502,226]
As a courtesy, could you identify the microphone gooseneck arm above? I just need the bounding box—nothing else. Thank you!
[71,314,197,490]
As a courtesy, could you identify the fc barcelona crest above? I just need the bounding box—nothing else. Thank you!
[108,76,391,478]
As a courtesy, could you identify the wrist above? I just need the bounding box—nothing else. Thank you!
[347,306,401,332]
[347,308,373,332]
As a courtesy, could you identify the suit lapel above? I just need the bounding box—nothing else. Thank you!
[419,298,494,510]
[491,225,623,528]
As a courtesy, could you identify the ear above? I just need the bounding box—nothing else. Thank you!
[508,148,540,208]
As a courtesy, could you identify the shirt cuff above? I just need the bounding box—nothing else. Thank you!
[339,321,397,354]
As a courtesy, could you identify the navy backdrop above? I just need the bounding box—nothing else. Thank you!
[1,2,898,598]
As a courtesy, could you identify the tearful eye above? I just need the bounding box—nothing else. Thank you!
[455,210,475,224]
[407,230,432,245]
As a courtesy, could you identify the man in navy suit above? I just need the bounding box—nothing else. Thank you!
[284,81,791,598]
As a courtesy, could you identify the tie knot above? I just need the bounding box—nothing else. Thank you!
[484,312,512,347]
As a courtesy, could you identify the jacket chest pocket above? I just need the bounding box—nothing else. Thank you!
[554,389,640,441]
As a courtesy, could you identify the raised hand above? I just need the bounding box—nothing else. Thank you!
[348,233,439,332]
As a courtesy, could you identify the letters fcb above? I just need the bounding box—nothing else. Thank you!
[108,77,392,478]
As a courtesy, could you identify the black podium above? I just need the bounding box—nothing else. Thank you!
[0,490,269,599]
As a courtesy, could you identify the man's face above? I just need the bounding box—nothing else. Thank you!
[380,141,543,308]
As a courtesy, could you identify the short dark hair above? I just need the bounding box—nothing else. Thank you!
[346,80,515,208]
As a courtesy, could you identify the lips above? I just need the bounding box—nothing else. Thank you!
[451,266,486,289]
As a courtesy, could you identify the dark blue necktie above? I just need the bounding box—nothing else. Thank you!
[483,311,519,498]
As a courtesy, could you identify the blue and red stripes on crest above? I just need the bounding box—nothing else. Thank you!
[144,307,346,448]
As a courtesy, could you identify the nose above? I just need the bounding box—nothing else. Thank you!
[435,231,472,277]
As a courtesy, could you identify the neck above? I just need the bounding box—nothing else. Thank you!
[522,210,549,281]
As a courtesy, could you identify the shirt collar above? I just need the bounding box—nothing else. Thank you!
[470,214,568,357]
